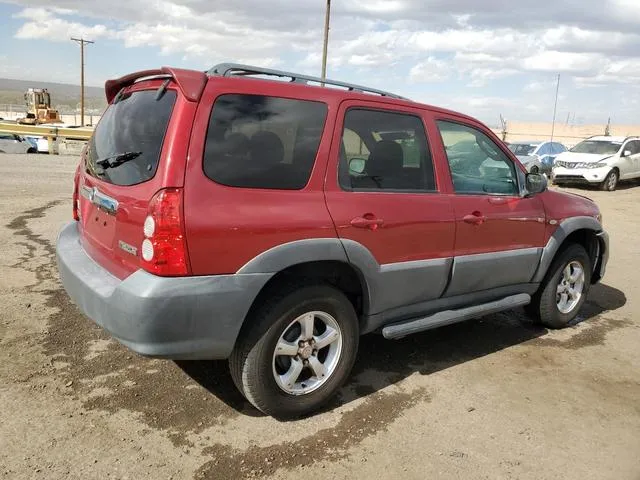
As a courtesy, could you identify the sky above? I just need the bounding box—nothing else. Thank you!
[0,0,639,125]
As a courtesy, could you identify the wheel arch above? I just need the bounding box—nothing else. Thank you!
[238,260,369,344]
[533,216,606,285]
[234,238,373,343]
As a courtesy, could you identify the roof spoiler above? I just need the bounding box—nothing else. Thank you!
[105,67,207,104]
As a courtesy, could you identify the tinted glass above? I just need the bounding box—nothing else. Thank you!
[438,121,518,195]
[537,143,551,155]
[570,140,621,155]
[625,140,640,155]
[339,109,435,192]
[86,89,176,186]
[203,94,327,190]
[552,143,566,153]
[508,143,537,156]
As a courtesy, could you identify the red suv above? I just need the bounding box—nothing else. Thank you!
[56,64,609,418]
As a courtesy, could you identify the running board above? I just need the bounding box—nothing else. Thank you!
[382,294,531,340]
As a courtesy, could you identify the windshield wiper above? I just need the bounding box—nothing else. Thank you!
[95,151,143,169]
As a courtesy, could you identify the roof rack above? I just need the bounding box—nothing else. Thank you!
[208,63,408,100]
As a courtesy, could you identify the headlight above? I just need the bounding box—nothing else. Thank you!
[587,161,607,169]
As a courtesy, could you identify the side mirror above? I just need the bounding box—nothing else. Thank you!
[349,158,366,174]
[623,150,632,157]
[525,172,547,195]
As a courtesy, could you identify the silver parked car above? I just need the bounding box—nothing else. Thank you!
[507,140,567,174]
[0,134,37,154]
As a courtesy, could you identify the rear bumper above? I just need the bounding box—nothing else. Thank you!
[56,222,272,360]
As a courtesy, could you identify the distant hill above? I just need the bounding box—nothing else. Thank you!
[0,78,106,114]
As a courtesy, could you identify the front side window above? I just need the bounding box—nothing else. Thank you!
[438,120,518,195]
[203,94,327,190]
[624,140,640,155]
[339,108,435,192]
[570,140,622,155]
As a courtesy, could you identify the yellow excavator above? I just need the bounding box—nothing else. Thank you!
[17,88,63,125]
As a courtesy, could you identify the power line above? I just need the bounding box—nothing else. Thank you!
[550,74,560,143]
[71,37,94,126]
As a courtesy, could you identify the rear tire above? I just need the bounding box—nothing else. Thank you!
[229,284,359,419]
[527,244,591,329]
[600,169,618,191]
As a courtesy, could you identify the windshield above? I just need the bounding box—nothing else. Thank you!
[86,89,176,186]
[508,143,537,156]
[570,140,621,155]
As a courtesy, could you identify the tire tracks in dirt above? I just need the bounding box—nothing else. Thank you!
[6,201,433,479]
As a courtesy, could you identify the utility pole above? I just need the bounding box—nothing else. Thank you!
[71,37,94,126]
[321,0,331,84]
[550,74,560,143]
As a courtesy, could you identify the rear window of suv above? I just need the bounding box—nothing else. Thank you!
[86,89,176,186]
[203,94,327,190]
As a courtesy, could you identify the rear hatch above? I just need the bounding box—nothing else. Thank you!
[77,76,193,279]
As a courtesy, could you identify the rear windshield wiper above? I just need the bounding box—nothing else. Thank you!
[95,151,143,169]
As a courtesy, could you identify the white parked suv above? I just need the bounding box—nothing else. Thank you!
[552,136,640,191]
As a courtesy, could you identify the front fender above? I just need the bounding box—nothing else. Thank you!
[532,216,608,283]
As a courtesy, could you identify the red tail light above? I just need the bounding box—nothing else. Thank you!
[140,188,190,276]
[72,166,80,221]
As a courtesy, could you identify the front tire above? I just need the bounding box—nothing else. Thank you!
[229,284,359,419]
[527,244,591,329]
[600,169,618,191]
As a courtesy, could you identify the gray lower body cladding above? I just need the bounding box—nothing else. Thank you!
[56,222,271,360]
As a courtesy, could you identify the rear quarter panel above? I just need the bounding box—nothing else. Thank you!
[183,78,340,275]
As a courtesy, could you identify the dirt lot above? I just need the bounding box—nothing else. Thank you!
[0,153,638,480]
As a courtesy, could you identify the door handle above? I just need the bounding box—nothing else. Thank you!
[488,197,508,205]
[351,215,384,230]
[463,211,486,225]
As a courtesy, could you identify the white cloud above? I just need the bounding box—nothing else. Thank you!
[14,8,113,41]
[521,51,602,74]
[409,57,450,83]
[5,0,640,123]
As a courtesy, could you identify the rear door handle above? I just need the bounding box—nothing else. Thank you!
[463,211,486,225]
[351,215,384,230]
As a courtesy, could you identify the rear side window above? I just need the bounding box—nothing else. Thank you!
[203,94,328,190]
[86,89,176,186]
[339,108,436,192]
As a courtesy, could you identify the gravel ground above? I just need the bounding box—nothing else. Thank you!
[0,153,638,480]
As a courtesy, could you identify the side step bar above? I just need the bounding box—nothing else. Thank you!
[382,294,531,340]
